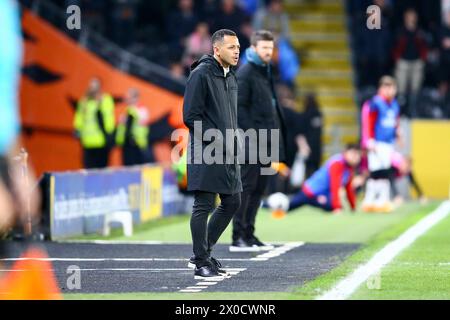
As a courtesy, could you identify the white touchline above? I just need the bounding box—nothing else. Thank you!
[250,242,304,261]
[0,268,193,272]
[0,257,252,262]
[317,201,450,300]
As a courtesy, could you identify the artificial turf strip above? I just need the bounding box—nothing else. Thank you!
[63,201,440,300]
[350,204,450,300]
[70,201,438,244]
[63,292,294,300]
[286,201,440,300]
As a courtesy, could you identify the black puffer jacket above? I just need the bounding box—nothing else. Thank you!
[236,61,287,164]
[183,55,242,194]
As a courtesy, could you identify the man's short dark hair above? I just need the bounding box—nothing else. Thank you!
[212,29,237,46]
[345,143,361,151]
[250,30,274,46]
[378,75,396,88]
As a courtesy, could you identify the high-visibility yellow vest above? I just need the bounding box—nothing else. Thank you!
[116,105,149,149]
[73,94,115,148]
[172,149,187,188]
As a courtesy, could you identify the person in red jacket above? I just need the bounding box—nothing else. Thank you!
[285,144,361,214]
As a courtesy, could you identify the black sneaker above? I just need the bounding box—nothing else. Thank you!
[187,255,196,269]
[194,264,225,280]
[229,238,260,252]
[189,256,229,276]
[210,257,230,277]
[247,236,274,251]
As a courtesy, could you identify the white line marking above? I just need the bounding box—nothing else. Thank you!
[318,201,450,300]
[179,289,202,293]
[250,242,304,261]
[58,240,305,245]
[0,268,192,272]
[0,257,261,262]
[187,286,208,289]
[58,240,177,245]
[196,282,217,286]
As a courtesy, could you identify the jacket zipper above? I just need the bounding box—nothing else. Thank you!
[225,74,238,190]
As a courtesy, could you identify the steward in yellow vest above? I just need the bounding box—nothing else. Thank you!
[73,78,115,168]
[116,88,150,166]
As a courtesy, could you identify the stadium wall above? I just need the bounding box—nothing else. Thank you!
[44,164,189,240]
[411,120,450,199]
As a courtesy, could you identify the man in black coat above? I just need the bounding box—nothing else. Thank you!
[230,30,287,252]
[183,29,242,279]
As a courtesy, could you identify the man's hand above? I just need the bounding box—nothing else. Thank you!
[296,135,311,158]
[0,180,14,233]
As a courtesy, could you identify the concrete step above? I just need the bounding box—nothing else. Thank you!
[323,114,358,127]
[296,94,356,110]
[290,13,345,23]
[285,1,344,15]
[306,50,350,59]
[297,87,355,96]
[290,19,346,33]
[292,32,347,41]
[296,76,353,89]
[301,58,352,71]
[292,38,349,52]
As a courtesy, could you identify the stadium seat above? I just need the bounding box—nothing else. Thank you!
[102,211,133,237]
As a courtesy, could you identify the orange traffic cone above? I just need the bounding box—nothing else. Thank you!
[0,247,62,300]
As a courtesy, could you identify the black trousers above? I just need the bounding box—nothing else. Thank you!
[191,191,241,266]
[83,147,110,169]
[232,164,269,241]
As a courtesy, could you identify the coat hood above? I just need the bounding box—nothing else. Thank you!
[190,54,234,77]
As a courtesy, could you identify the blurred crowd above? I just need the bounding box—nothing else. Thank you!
[348,0,450,119]
[57,0,299,88]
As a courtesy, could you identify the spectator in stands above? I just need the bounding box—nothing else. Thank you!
[301,93,323,179]
[239,17,254,55]
[211,0,248,34]
[354,0,394,88]
[74,78,116,169]
[183,22,212,69]
[275,36,299,88]
[170,61,188,80]
[166,0,199,53]
[253,0,291,40]
[111,0,138,48]
[78,0,107,35]
[439,9,450,116]
[393,8,428,117]
[239,0,262,16]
